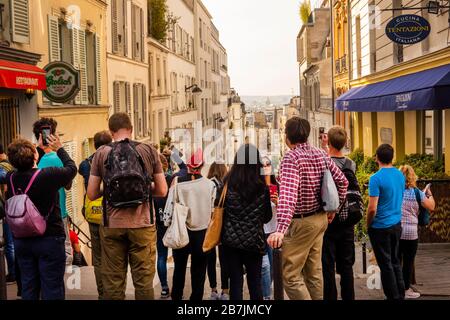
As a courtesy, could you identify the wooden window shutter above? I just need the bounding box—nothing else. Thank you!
[95,34,102,105]
[63,141,78,220]
[113,81,120,113]
[123,0,128,56]
[78,28,88,104]
[47,15,60,62]
[125,82,131,118]
[111,0,118,53]
[131,5,137,59]
[11,0,30,44]
[140,8,145,62]
[133,84,139,137]
[142,85,148,136]
[71,27,81,104]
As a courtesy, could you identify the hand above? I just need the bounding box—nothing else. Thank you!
[270,192,278,206]
[327,212,336,224]
[47,134,63,152]
[267,232,284,249]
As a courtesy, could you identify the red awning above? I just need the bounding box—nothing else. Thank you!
[0,59,47,90]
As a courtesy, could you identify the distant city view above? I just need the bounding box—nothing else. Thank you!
[240,95,293,109]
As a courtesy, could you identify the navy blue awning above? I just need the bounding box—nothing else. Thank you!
[336,63,450,112]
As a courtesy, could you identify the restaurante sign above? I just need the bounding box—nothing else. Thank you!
[43,61,80,103]
[385,14,431,45]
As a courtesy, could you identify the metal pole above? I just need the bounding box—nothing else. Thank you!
[272,248,284,300]
[0,221,7,300]
[362,242,367,274]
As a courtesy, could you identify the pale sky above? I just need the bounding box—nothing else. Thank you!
[202,0,301,96]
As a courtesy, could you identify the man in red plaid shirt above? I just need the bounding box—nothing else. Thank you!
[268,117,348,300]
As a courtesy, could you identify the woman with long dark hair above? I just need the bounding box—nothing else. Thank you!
[221,144,272,300]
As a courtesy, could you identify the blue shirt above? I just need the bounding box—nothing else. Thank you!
[369,167,405,229]
[38,152,68,219]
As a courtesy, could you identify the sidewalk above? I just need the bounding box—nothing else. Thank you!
[6,243,450,300]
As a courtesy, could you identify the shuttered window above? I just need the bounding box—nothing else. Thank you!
[113,81,130,115]
[48,15,60,62]
[112,0,127,56]
[95,34,102,104]
[63,141,78,220]
[78,28,88,104]
[125,82,131,118]
[11,0,29,43]
[132,84,148,139]
[133,84,140,137]
[142,85,148,137]
[131,5,144,61]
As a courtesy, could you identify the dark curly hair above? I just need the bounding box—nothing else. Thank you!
[32,117,58,140]
[7,139,37,171]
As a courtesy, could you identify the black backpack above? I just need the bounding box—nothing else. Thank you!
[339,158,364,226]
[103,139,151,209]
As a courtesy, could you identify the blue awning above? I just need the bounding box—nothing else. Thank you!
[336,63,450,112]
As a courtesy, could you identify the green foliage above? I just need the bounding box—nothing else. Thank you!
[149,0,169,42]
[429,197,450,241]
[394,153,448,180]
[159,135,171,153]
[299,1,311,24]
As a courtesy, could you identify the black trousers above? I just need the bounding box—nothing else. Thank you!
[222,245,263,300]
[322,224,355,300]
[368,223,405,300]
[206,245,230,290]
[171,229,208,301]
[399,239,418,290]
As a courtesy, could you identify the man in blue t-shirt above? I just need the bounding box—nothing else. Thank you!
[367,144,406,300]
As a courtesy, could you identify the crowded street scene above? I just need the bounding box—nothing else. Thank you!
[1,0,450,311]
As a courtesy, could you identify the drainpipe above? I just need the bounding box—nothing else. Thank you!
[330,2,335,125]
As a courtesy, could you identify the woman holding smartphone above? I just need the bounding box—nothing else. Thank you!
[399,165,435,299]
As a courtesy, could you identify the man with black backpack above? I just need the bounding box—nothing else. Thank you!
[321,126,363,300]
[87,113,168,300]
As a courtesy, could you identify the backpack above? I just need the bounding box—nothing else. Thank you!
[414,188,430,226]
[339,159,363,226]
[103,139,151,209]
[81,155,103,225]
[5,170,47,238]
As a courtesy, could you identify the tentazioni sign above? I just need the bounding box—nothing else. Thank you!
[43,61,80,103]
[385,14,431,45]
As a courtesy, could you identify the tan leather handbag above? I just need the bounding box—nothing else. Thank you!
[202,184,227,252]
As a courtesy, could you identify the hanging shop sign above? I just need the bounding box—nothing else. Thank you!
[43,61,80,103]
[385,14,431,45]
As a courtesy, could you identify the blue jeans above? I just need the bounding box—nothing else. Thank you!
[3,222,15,278]
[156,222,169,289]
[14,235,66,300]
[261,242,273,299]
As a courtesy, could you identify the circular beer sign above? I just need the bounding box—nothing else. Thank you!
[43,61,80,103]
[385,14,430,45]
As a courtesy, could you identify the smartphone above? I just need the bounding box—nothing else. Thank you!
[269,185,278,197]
[41,126,51,146]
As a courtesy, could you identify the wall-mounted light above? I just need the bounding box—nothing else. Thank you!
[185,84,202,94]
[25,89,35,100]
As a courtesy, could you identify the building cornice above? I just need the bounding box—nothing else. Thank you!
[148,37,170,53]
[0,45,43,65]
[350,46,450,87]
[197,0,213,19]
[107,53,149,68]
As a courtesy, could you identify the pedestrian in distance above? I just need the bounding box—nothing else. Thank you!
[4,136,77,300]
[154,153,174,299]
[321,126,362,300]
[267,117,348,300]
[33,118,74,266]
[78,130,112,300]
[221,144,272,300]
[164,149,217,301]
[398,165,435,299]
[87,112,168,300]
[367,144,406,300]
[206,161,229,300]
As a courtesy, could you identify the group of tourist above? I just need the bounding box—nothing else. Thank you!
[0,113,435,301]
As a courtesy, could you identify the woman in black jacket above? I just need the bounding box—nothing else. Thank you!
[5,136,77,300]
[221,144,272,300]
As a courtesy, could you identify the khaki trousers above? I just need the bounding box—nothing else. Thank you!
[100,225,157,300]
[282,212,328,300]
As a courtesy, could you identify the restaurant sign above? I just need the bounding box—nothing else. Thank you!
[43,61,80,103]
[385,14,431,45]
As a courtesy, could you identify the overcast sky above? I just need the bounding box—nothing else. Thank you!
[202,0,301,96]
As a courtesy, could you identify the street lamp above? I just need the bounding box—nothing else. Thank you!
[427,1,440,14]
[185,84,202,94]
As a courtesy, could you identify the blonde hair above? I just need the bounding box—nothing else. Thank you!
[399,165,417,189]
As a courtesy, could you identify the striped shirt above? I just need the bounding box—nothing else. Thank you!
[276,143,348,234]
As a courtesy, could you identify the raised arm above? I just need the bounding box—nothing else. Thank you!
[45,135,77,189]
